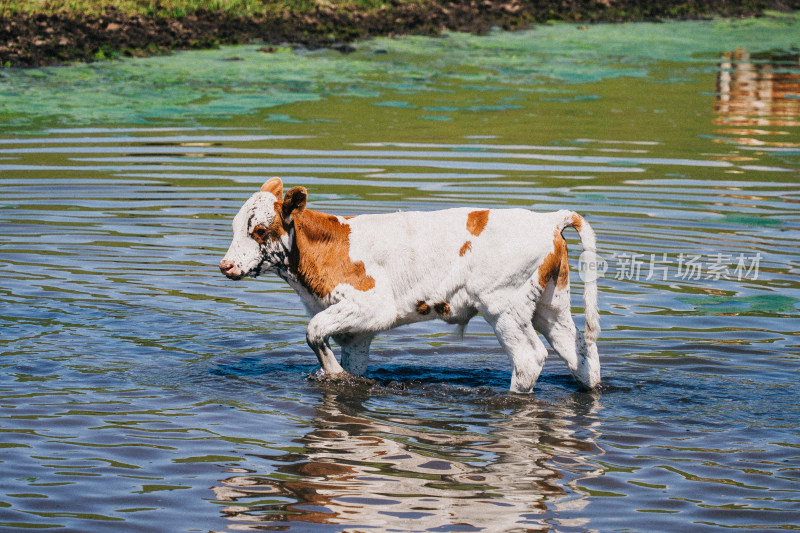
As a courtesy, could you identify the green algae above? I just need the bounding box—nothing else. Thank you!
[677,294,799,316]
[0,14,797,128]
[716,214,784,227]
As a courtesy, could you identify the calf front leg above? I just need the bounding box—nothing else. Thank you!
[306,333,344,376]
[306,301,378,377]
[337,334,374,376]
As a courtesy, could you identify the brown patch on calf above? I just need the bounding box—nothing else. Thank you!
[459,241,472,256]
[434,302,451,317]
[288,209,375,299]
[537,229,570,291]
[416,301,431,315]
[466,210,489,236]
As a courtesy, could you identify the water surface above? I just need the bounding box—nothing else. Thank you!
[1,16,799,532]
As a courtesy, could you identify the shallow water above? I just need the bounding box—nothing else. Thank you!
[1,16,800,532]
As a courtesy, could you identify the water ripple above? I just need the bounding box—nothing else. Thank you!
[1,21,799,532]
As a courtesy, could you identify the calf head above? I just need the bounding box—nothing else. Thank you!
[219,177,306,280]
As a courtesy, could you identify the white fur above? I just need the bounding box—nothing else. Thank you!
[221,185,601,392]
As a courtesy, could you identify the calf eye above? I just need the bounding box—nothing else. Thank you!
[252,227,268,241]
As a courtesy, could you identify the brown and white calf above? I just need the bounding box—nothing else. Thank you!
[220,177,601,392]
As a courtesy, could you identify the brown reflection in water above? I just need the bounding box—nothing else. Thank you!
[210,388,604,531]
[714,49,800,147]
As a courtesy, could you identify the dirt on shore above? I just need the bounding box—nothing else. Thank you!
[1,0,797,68]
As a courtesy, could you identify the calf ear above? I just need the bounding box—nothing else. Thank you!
[282,187,307,225]
[261,177,283,198]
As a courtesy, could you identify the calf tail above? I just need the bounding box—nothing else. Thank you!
[559,211,600,343]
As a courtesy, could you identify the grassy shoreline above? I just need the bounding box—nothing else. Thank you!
[1,0,359,18]
[2,0,798,67]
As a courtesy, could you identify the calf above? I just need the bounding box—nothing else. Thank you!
[220,177,601,392]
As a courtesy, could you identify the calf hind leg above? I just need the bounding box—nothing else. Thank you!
[533,286,601,390]
[489,310,549,393]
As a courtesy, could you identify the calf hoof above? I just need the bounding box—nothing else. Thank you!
[577,380,603,393]
[312,367,348,380]
[308,368,354,383]
[307,368,375,386]
[509,382,536,394]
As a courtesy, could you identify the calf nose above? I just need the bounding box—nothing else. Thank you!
[219,259,236,277]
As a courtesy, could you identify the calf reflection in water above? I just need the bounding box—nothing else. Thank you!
[220,178,602,392]
[210,388,604,530]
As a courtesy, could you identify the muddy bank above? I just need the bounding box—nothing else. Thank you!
[1,0,797,68]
